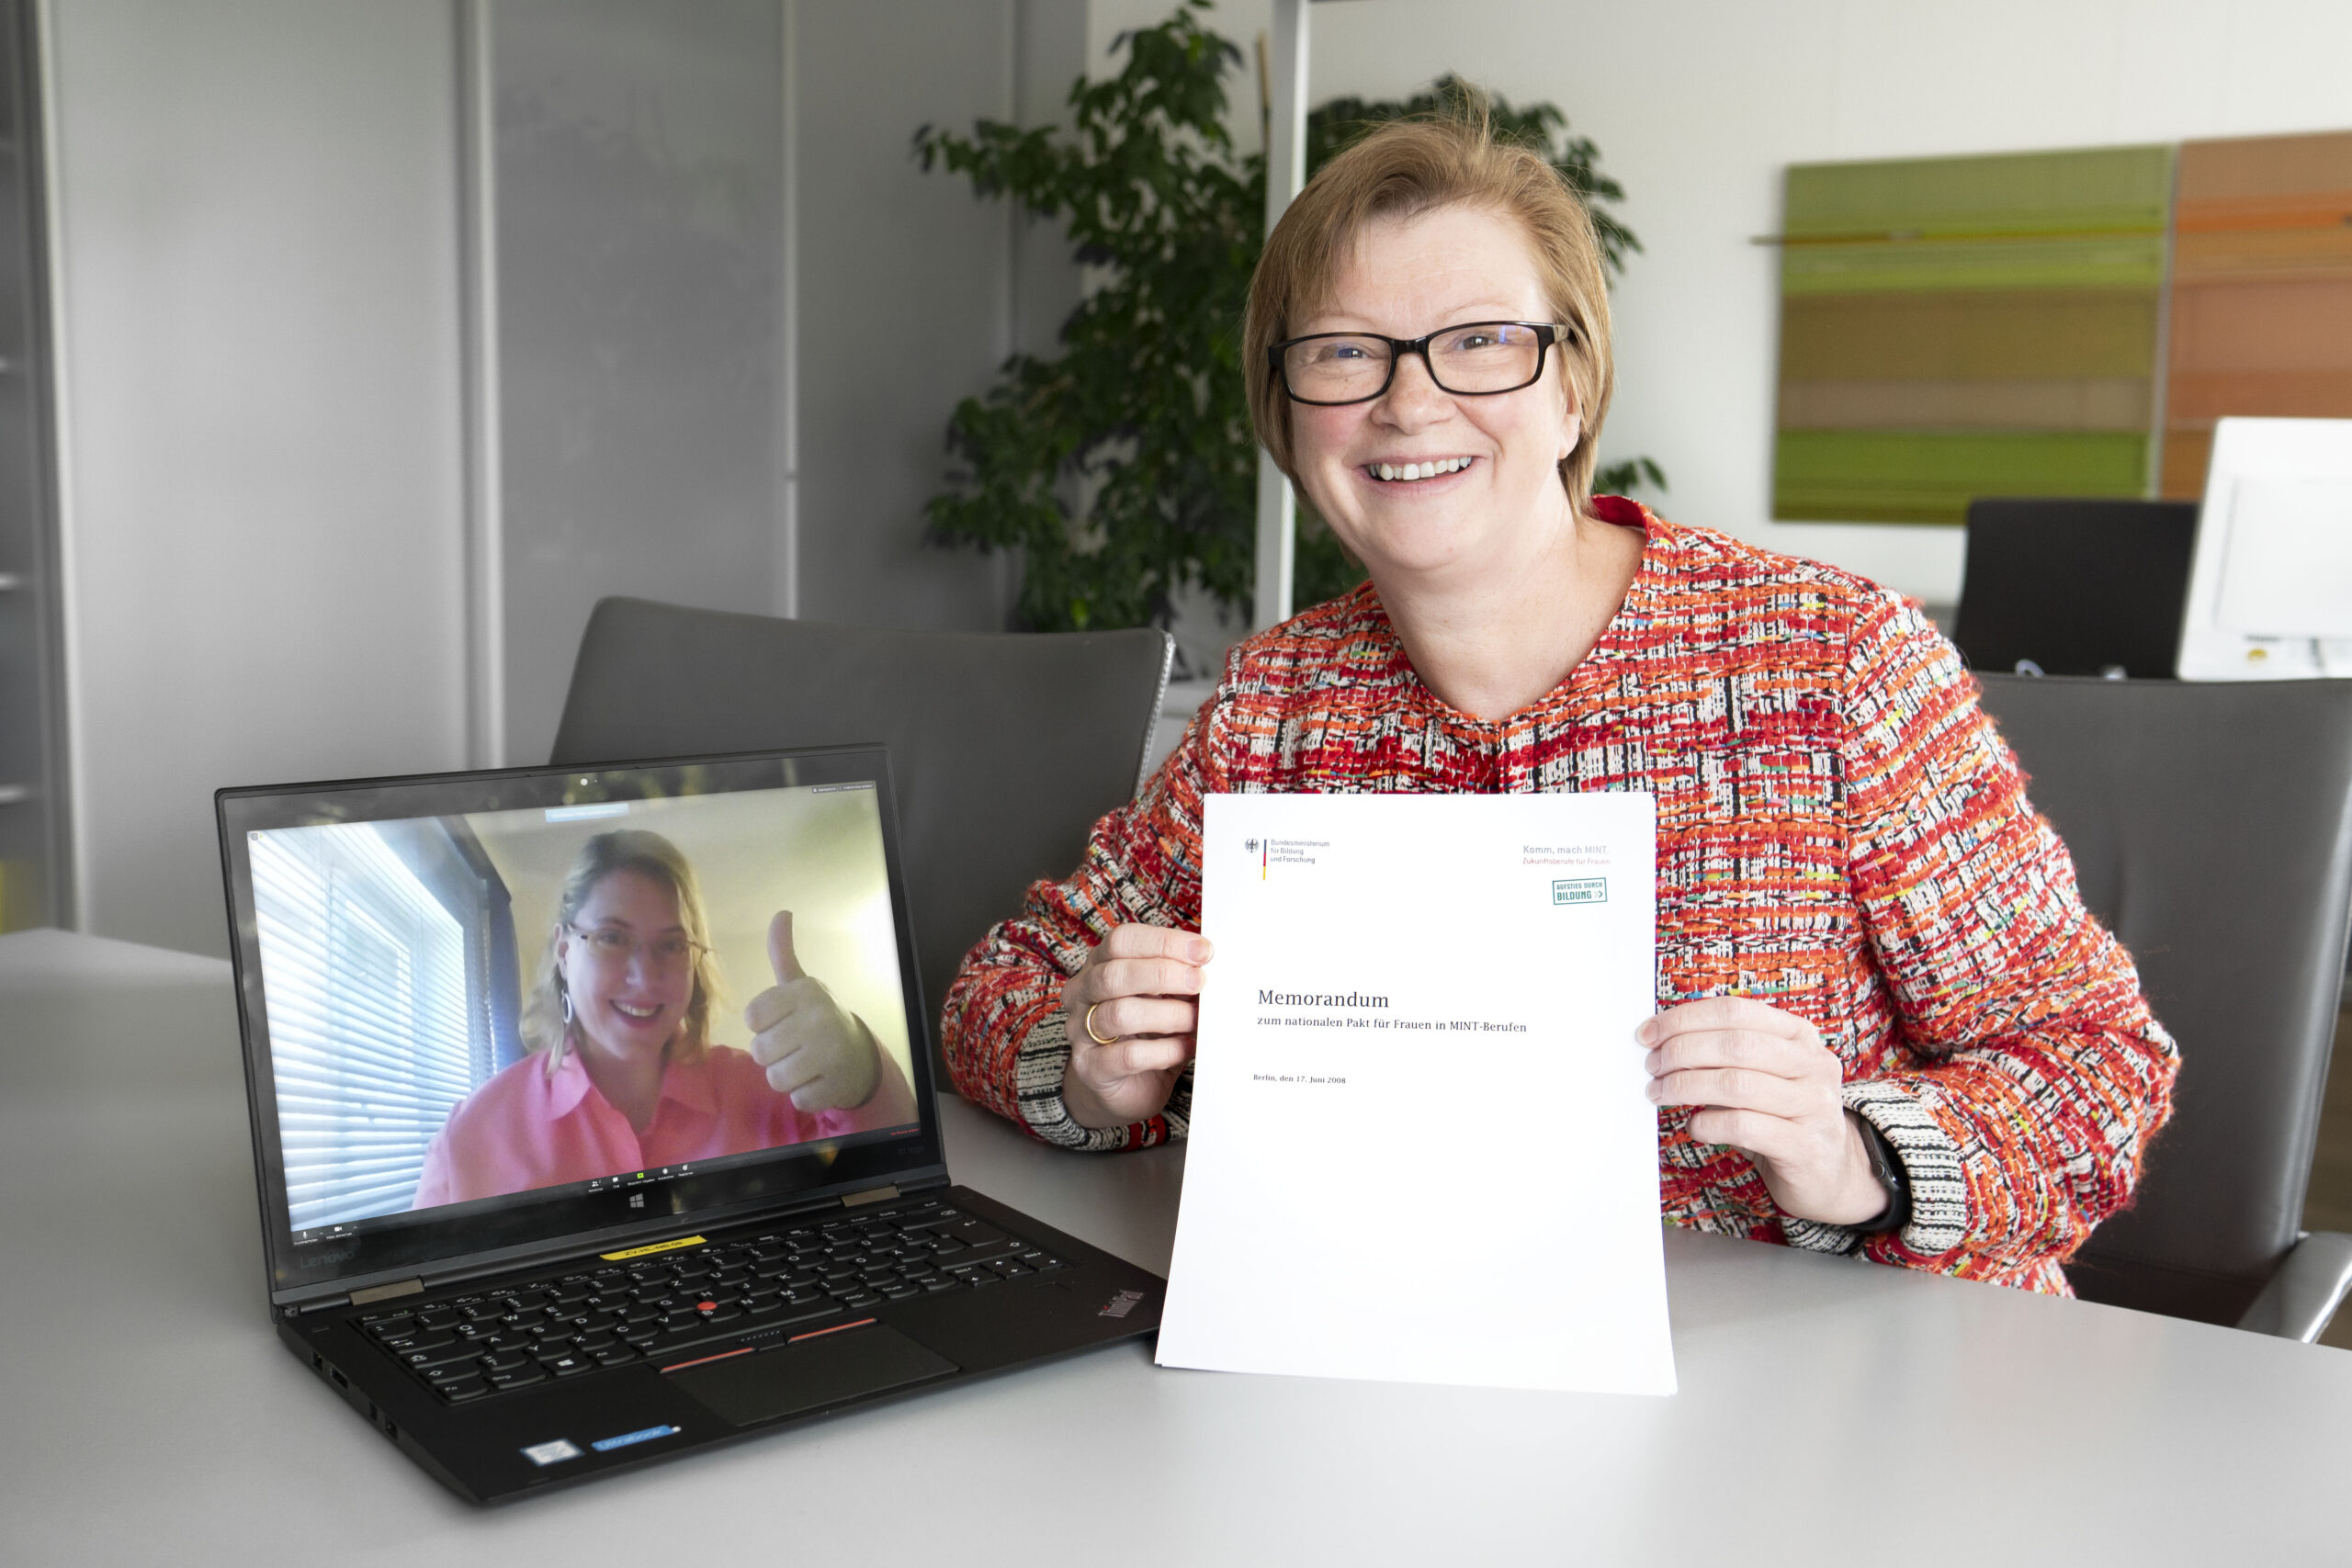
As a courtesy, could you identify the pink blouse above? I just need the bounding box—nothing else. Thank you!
[411,1044,902,1209]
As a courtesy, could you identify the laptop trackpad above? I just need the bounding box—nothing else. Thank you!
[668,1324,958,1427]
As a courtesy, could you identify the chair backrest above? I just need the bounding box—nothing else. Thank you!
[1954,499,2198,679]
[1974,674,2352,1323]
[548,597,1174,1061]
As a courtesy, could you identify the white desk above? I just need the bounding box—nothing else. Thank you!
[5,928,2348,1564]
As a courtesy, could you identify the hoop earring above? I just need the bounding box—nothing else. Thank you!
[548,981,575,1072]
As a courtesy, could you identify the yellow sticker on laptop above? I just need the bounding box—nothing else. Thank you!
[601,1235,707,1261]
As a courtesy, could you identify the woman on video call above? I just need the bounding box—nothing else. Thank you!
[942,108,2177,1294]
[413,829,917,1208]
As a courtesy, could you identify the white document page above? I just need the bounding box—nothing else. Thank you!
[1156,791,1674,1395]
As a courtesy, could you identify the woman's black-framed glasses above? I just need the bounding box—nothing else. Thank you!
[1269,321,1574,406]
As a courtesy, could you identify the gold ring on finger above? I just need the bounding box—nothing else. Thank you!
[1083,1002,1119,1047]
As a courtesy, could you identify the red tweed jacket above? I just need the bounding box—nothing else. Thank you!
[941,500,2178,1293]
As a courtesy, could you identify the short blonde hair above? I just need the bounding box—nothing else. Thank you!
[525,829,722,1070]
[1244,105,1615,514]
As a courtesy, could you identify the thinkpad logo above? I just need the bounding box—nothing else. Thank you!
[1098,1289,1147,1319]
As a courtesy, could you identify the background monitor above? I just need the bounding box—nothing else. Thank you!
[2177,417,2352,680]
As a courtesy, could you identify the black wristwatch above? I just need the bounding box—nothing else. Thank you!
[1850,1113,1911,1236]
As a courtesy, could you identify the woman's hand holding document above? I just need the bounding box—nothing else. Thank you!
[1156,792,1675,1396]
[1057,924,1213,1131]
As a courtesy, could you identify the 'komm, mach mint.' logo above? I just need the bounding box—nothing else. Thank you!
[1552,878,1608,906]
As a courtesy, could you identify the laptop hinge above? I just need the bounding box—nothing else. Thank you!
[349,1277,425,1307]
[842,1185,899,1208]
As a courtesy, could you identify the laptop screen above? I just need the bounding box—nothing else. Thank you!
[219,749,944,1305]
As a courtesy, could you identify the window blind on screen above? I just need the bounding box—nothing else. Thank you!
[1773,145,2173,524]
[2162,130,2352,498]
[252,825,478,1227]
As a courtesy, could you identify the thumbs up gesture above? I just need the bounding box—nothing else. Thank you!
[744,910,882,1112]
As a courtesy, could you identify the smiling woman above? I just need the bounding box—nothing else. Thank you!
[942,102,2180,1299]
[411,829,917,1209]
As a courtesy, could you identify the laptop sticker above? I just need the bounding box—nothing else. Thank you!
[521,1439,582,1467]
[601,1235,707,1261]
[591,1425,681,1454]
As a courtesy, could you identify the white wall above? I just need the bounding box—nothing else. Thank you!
[490,0,1083,765]
[44,0,1088,957]
[46,0,472,954]
[792,0,1050,636]
[1099,0,2352,602]
[72,0,2329,954]
[492,0,787,767]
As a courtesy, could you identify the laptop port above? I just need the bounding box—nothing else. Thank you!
[329,1366,349,1389]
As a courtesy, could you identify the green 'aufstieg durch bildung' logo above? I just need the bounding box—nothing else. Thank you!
[1552,878,1608,906]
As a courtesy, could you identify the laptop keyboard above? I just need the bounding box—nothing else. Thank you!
[356,1196,1067,1405]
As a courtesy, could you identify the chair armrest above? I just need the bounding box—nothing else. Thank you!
[2235,1231,2352,1342]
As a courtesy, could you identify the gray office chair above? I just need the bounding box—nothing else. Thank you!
[1974,674,2352,1339]
[548,597,1174,1063]
[1953,499,2198,679]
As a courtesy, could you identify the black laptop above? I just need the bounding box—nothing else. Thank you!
[216,745,1164,1504]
